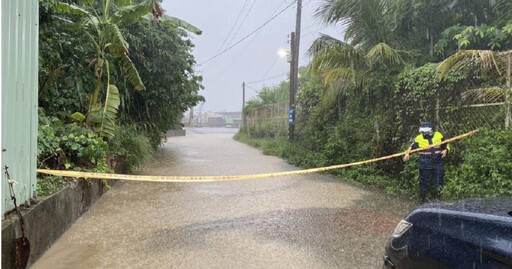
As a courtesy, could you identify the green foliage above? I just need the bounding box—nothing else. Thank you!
[37,176,68,197]
[88,84,121,139]
[117,55,145,91]
[71,112,86,122]
[393,0,505,61]
[120,22,204,147]
[437,23,512,55]
[243,121,287,139]
[155,14,203,35]
[233,133,325,169]
[343,165,394,192]
[443,128,512,199]
[233,132,263,148]
[322,119,375,164]
[236,0,512,203]
[38,0,203,189]
[110,0,159,25]
[238,124,512,202]
[38,113,110,171]
[244,80,289,111]
[307,35,405,109]
[39,0,96,116]
[237,58,510,202]
[51,0,202,140]
[316,0,392,50]
[109,126,154,173]
[261,137,288,157]
[38,111,111,196]
[394,64,465,137]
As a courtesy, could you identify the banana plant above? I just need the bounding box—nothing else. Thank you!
[55,0,201,139]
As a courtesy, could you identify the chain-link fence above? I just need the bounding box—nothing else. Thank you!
[243,89,509,140]
[408,89,508,139]
[243,101,289,137]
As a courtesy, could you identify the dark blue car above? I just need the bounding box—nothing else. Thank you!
[383,197,512,269]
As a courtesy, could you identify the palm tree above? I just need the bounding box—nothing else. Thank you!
[307,0,405,108]
[315,0,392,51]
[436,0,512,127]
[307,37,403,108]
[438,49,512,128]
[56,0,201,138]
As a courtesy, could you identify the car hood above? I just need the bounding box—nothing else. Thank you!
[412,197,512,218]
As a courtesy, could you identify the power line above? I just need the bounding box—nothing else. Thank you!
[246,72,288,85]
[214,1,289,76]
[302,29,320,39]
[216,0,250,54]
[302,21,318,33]
[214,30,263,77]
[261,56,280,79]
[204,0,251,71]
[199,0,297,66]
[225,0,257,50]
[245,84,258,93]
[303,0,315,7]
[260,37,290,80]
[260,38,288,78]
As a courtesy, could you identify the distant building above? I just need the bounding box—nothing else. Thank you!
[215,112,242,128]
[207,117,225,127]
[182,110,242,127]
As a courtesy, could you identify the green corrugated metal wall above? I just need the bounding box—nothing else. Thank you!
[1,0,39,214]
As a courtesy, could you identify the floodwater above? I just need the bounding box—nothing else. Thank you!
[32,128,414,269]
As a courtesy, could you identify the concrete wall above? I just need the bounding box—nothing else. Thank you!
[166,129,186,137]
[1,179,115,269]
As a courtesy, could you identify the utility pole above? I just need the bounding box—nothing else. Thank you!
[288,0,302,141]
[242,82,246,129]
[289,32,296,140]
[198,102,204,127]
[188,107,194,128]
[506,52,511,128]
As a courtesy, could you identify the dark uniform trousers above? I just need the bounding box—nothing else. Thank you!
[419,165,444,203]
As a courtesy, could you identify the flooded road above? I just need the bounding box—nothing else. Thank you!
[32,128,414,269]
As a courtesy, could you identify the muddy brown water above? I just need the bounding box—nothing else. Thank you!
[31,128,415,269]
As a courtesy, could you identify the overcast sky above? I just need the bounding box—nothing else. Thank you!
[162,0,341,112]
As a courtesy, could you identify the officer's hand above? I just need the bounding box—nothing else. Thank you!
[403,153,410,162]
[441,150,448,158]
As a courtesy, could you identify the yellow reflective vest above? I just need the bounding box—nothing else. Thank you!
[410,132,450,168]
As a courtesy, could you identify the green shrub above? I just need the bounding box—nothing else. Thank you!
[37,176,68,197]
[261,137,287,156]
[233,132,262,148]
[109,126,154,173]
[242,121,287,139]
[38,114,109,171]
[38,113,111,196]
[237,126,512,202]
[343,165,392,190]
[443,128,512,199]
[398,155,420,198]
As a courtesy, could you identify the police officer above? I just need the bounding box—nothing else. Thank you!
[403,122,450,203]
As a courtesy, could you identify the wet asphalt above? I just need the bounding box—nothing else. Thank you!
[31,128,415,269]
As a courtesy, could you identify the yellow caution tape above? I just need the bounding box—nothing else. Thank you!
[37,130,478,183]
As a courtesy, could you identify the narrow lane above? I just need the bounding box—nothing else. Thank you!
[32,128,414,269]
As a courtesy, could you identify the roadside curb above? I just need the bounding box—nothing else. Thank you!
[1,179,116,268]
